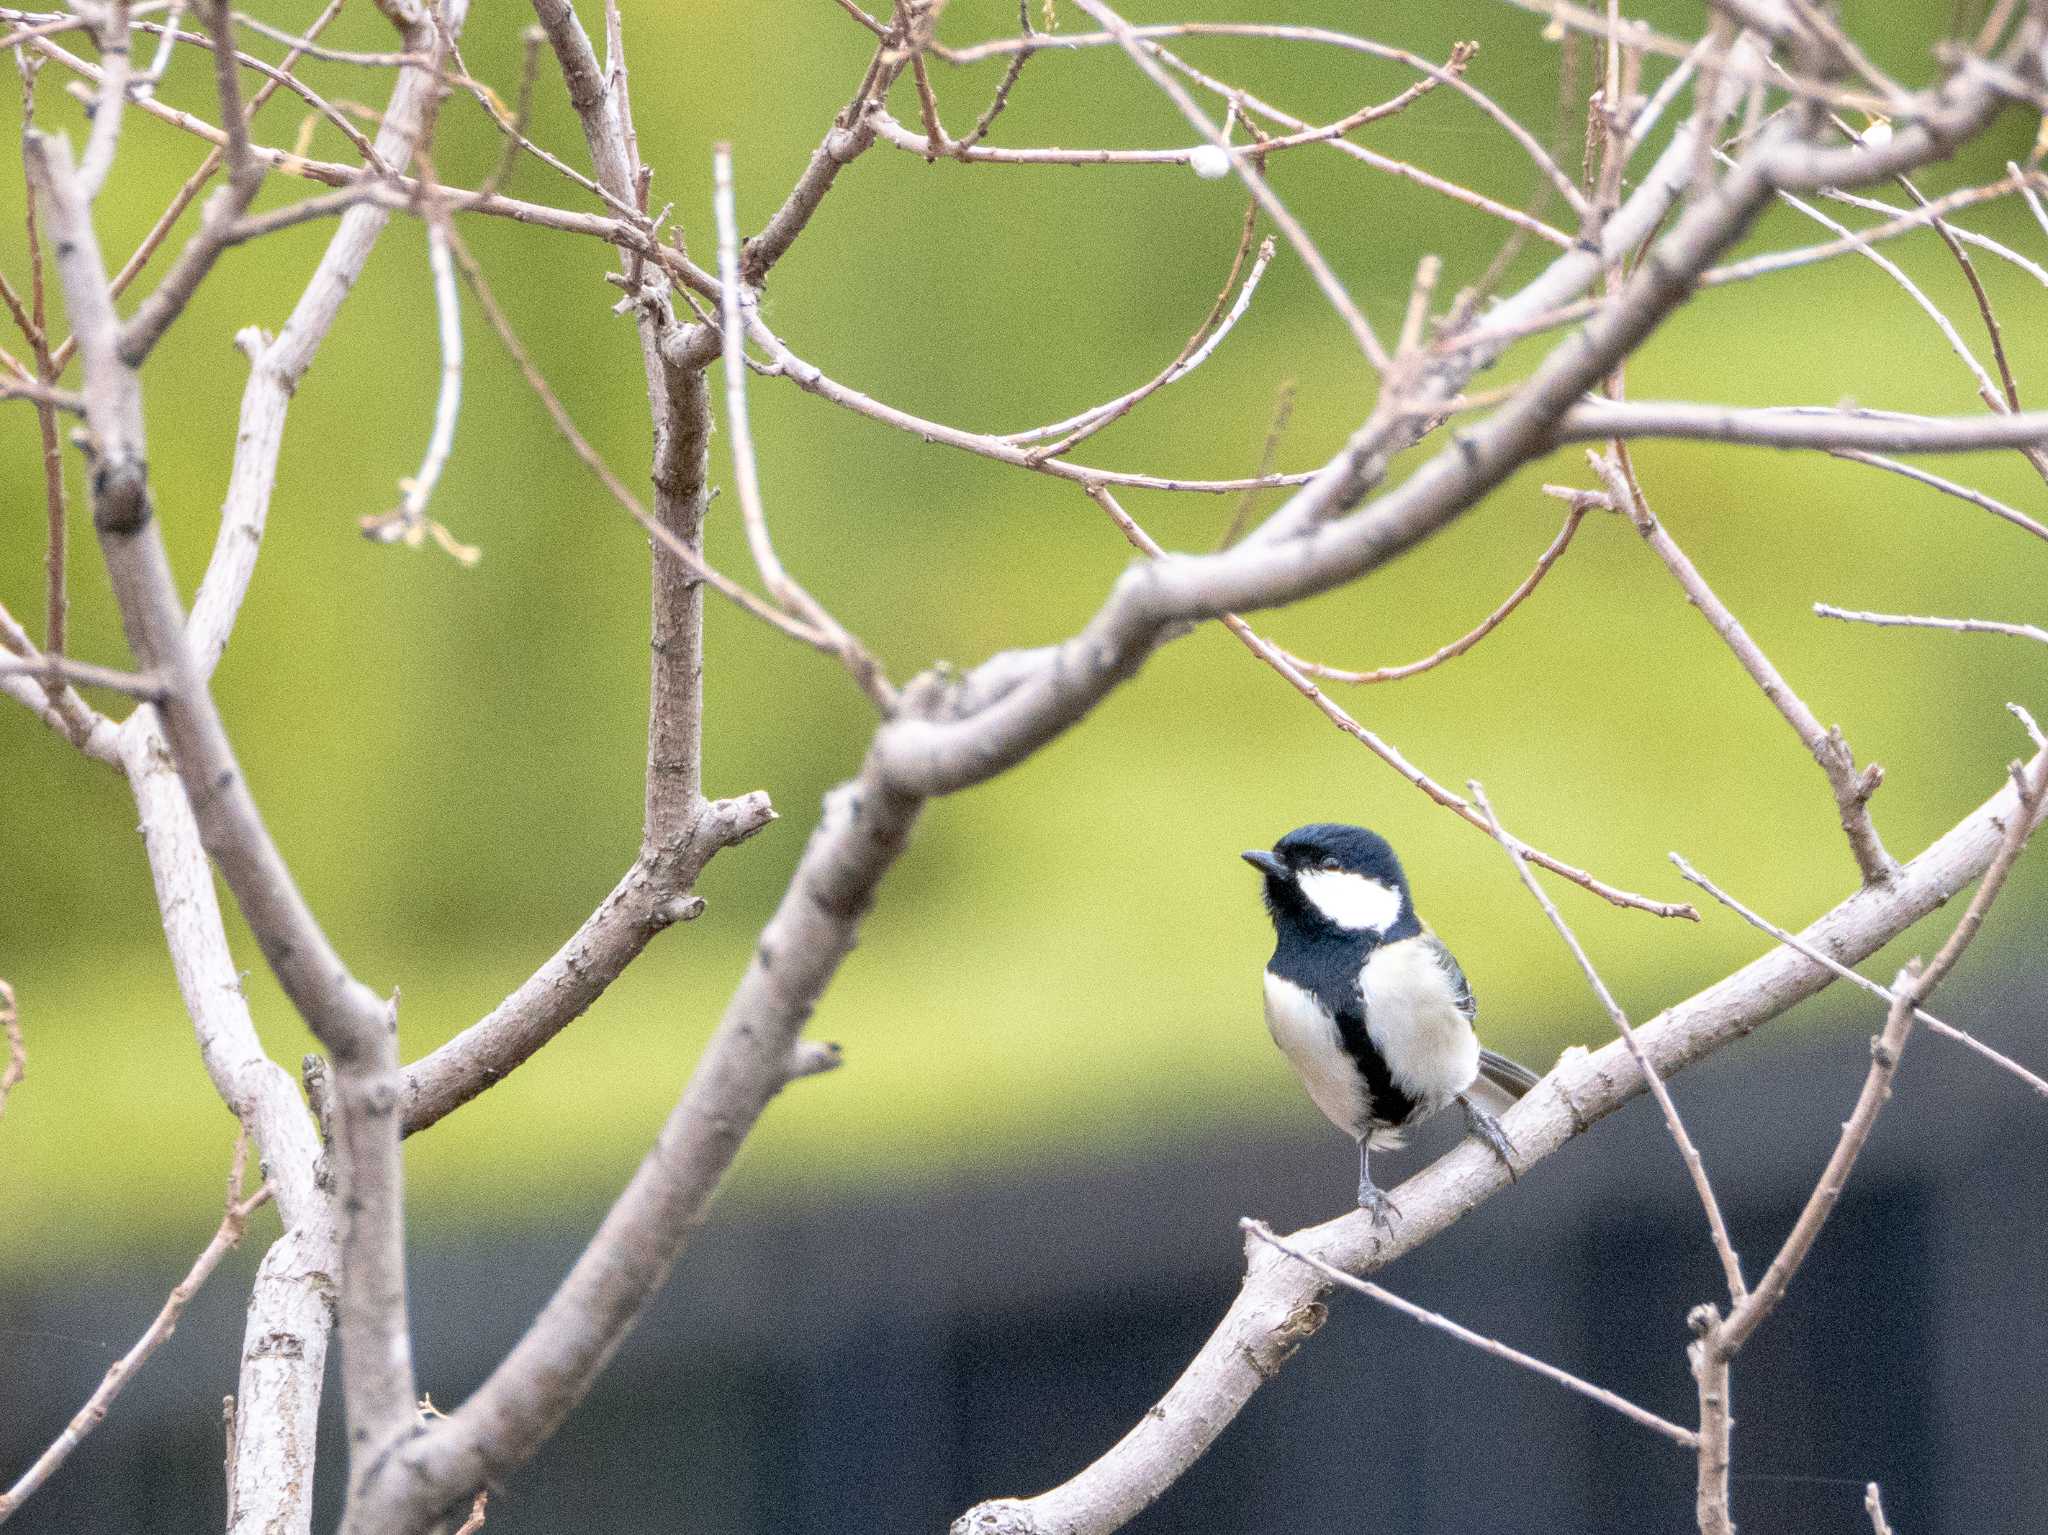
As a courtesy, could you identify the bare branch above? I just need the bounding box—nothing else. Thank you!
[190,0,462,679]
[1469,781,1746,1300]
[361,213,477,561]
[46,0,352,376]
[741,316,1320,493]
[112,0,279,365]
[1003,229,1273,457]
[954,0,1035,153]
[397,792,777,1137]
[1561,398,2048,452]
[714,145,895,710]
[1087,484,1695,920]
[359,775,921,1530]
[1691,1299,1734,1535]
[28,108,418,1496]
[1829,449,2048,545]
[0,1138,270,1525]
[736,19,895,285]
[877,46,1481,170]
[0,374,80,410]
[952,751,2046,1535]
[1717,749,2048,1356]
[1592,450,1895,884]
[1071,0,1391,371]
[1241,1220,1699,1448]
[1672,851,2048,1100]
[1814,603,2048,644]
[880,101,1811,804]
[0,651,162,697]
[72,0,131,200]
[453,234,832,649]
[1277,502,1585,684]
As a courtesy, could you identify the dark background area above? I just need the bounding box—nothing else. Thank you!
[6,982,2045,1534]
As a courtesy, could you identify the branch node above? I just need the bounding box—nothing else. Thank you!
[656,894,706,926]
[784,1038,844,1082]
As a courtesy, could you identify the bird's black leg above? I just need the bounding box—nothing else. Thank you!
[1356,1136,1400,1226]
[1459,1094,1518,1180]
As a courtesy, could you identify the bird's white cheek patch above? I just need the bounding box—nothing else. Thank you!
[1296,870,1403,932]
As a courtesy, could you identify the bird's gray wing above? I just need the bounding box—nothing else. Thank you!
[1420,931,1476,1023]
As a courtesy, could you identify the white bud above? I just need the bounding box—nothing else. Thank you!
[1861,120,1893,148]
[1188,144,1232,180]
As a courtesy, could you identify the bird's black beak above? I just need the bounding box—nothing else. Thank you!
[1241,850,1288,880]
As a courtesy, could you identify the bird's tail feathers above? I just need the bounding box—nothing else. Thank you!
[1465,1048,1543,1118]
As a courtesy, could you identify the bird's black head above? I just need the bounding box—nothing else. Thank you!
[1242,823,1416,939]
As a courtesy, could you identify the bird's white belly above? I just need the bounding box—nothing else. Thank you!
[1361,940,1479,1117]
[1262,972,1369,1135]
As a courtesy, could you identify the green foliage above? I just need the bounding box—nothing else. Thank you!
[2,0,2043,1267]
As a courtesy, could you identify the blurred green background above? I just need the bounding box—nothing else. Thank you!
[3,0,2044,1273]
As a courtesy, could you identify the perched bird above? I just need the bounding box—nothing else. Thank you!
[1243,823,1539,1223]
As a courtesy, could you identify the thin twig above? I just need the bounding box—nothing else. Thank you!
[0,375,80,410]
[1560,398,2048,453]
[1717,748,2048,1357]
[445,227,830,650]
[1217,380,1295,550]
[1070,0,1392,372]
[0,1136,271,1525]
[450,1489,489,1535]
[48,0,350,376]
[1829,449,2048,545]
[1085,484,1698,920]
[1005,224,1271,456]
[1279,504,1586,684]
[361,209,477,563]
[230,9,422,63]
[1469,782,1747,1301]
[955,0,1035,152]
[1593,450,1895,885]
[1242,1220,1699,1448]
[14,57,69,695]
[1813,604,2047,645]
[1671,852,2048,1100]
[0,651,164,697]
[474,26,542,201]
[714,144,896,710]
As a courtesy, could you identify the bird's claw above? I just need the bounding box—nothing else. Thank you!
[1357,1182,1402,1228]
[1461,1096,1519,1180]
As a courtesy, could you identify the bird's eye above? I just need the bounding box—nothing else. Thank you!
[1317,856,1341,872]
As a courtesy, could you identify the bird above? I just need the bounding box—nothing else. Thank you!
[1242,823,1540,1224]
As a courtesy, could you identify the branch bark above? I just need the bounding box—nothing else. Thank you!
[953,747,2047,1535]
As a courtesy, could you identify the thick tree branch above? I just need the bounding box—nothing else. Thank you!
[1562,399,2048,452]
[358,772,920,1530]
[190,0,470,678]
[373,0,784,1148]
[397,792,775,1138]
[115,0,269,366]
[25,123,418,1497]
[952,746,2047,1535]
